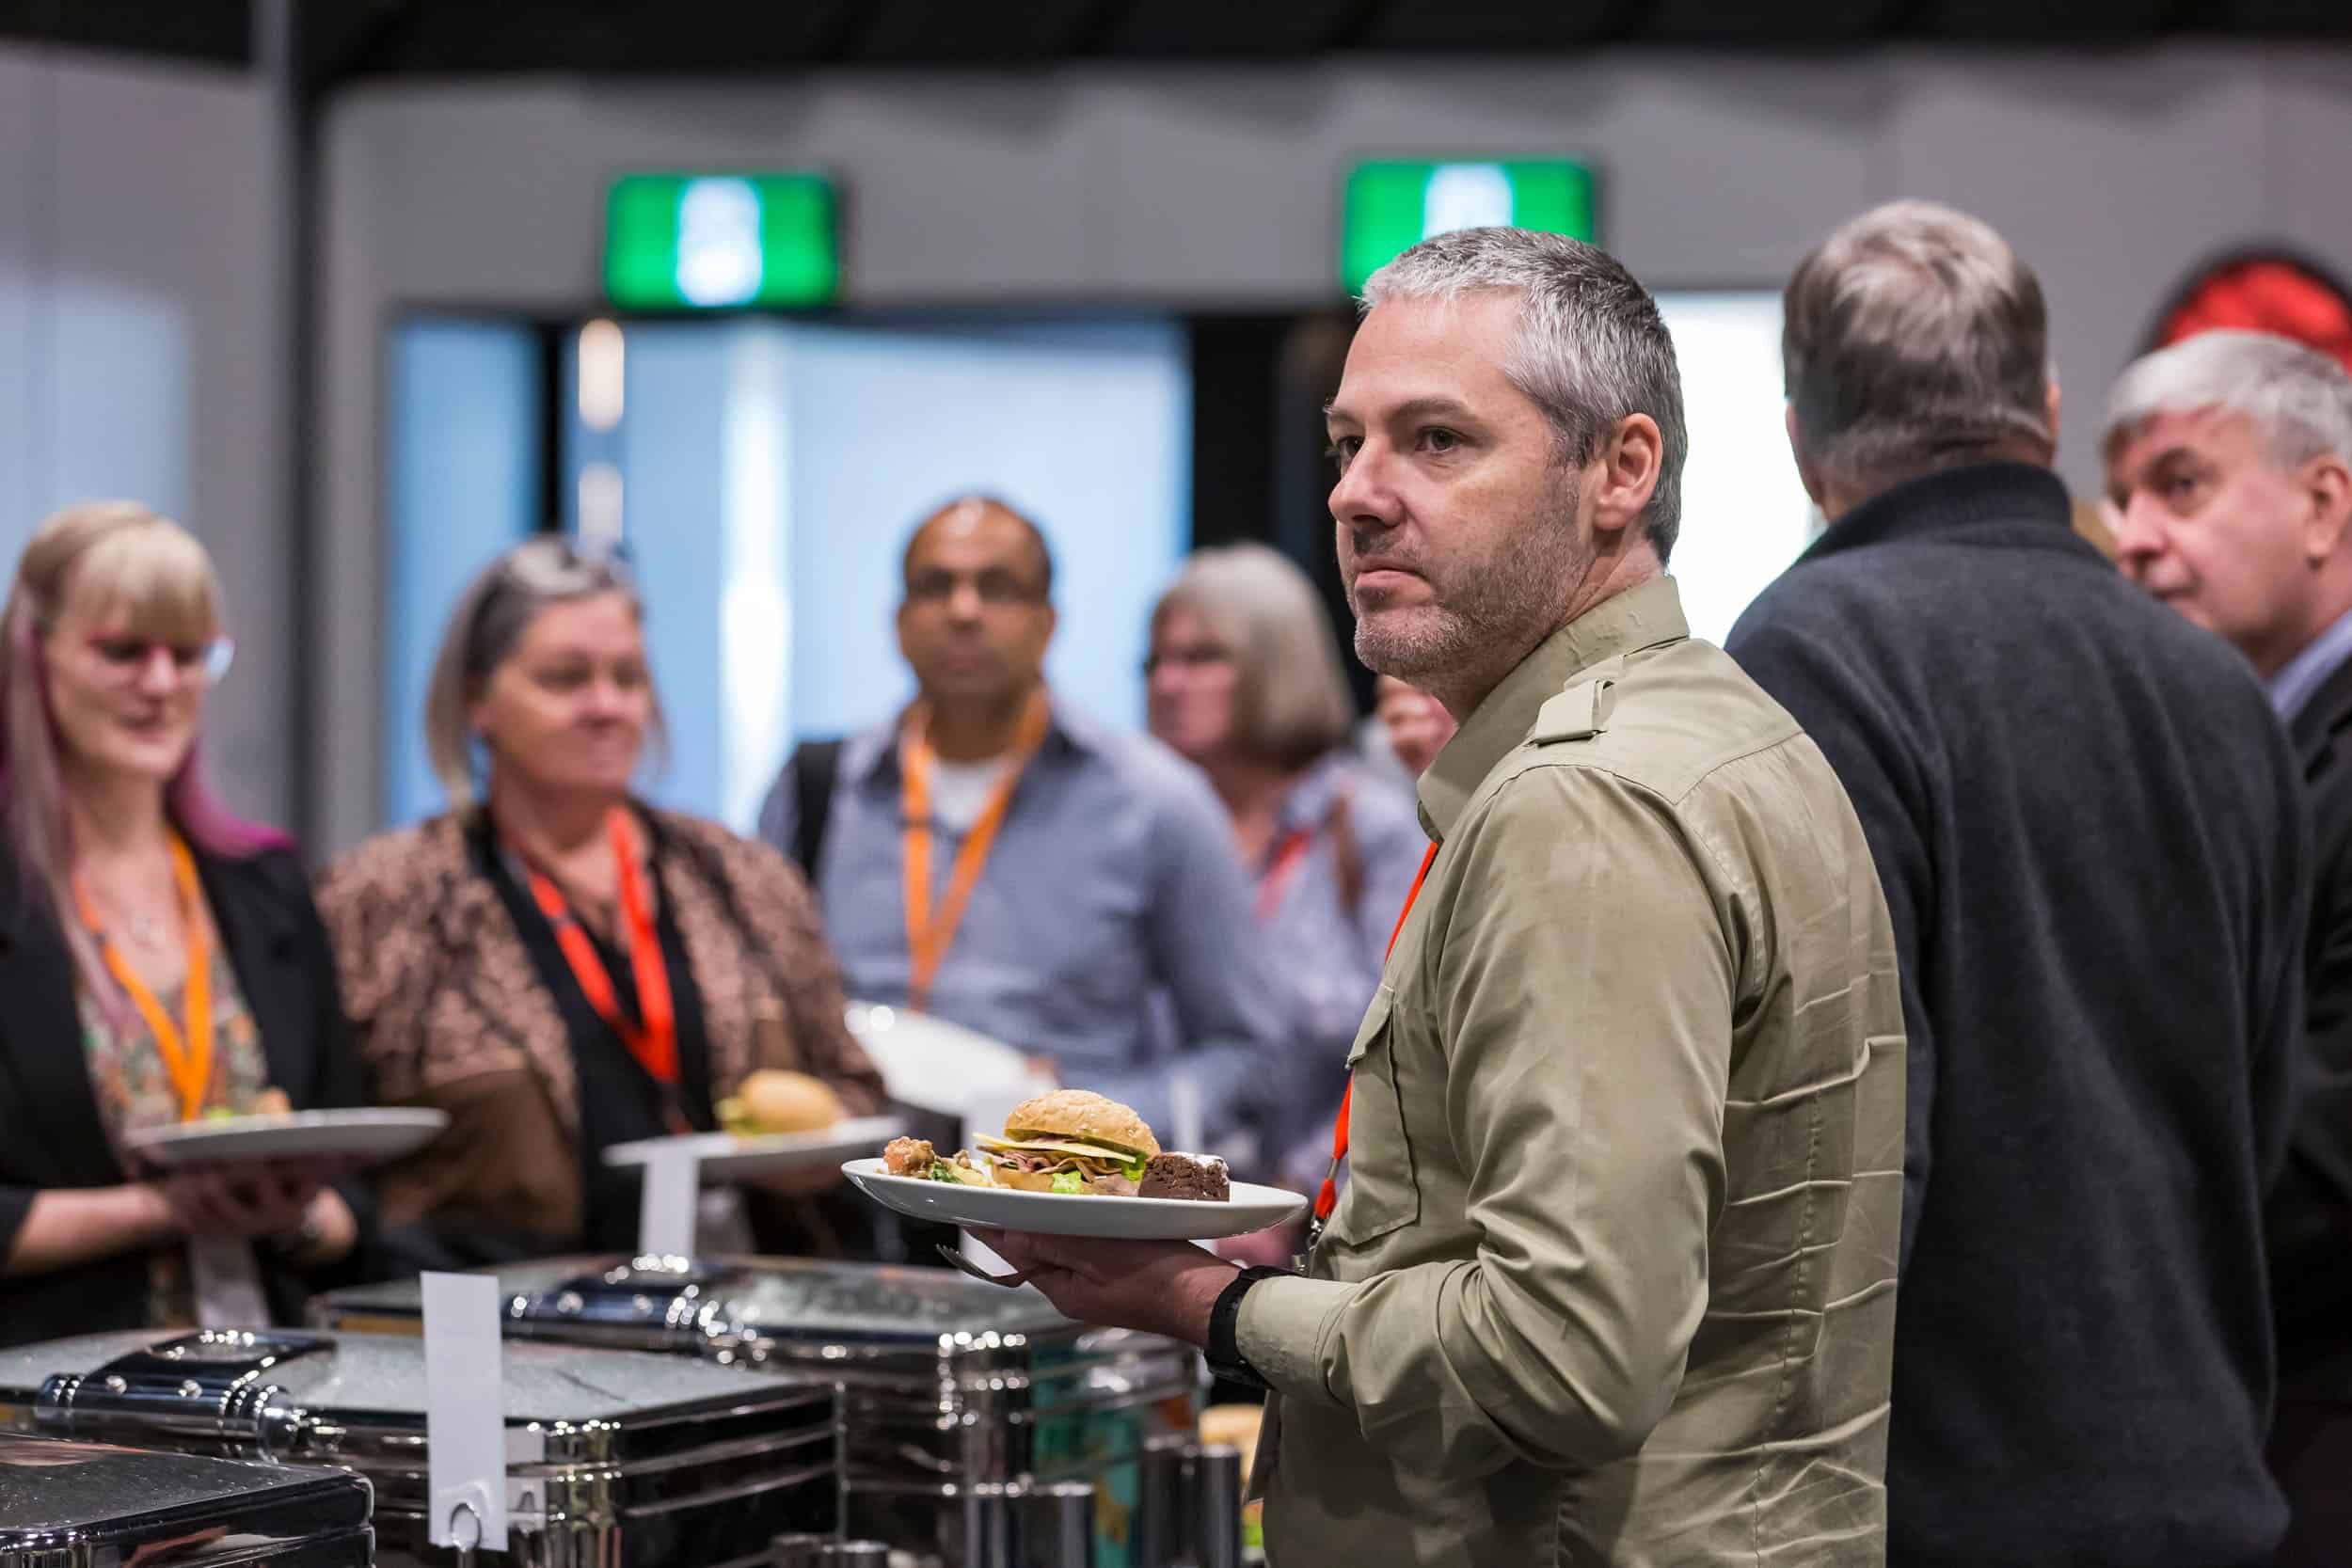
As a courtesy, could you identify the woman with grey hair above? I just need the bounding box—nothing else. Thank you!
[315,537,884,1267]
[1144,543,1426,1195]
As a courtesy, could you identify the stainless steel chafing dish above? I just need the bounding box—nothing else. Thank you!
[0,1432,371,1568]
[0,1328,836,1568]
[314,1257,1203,1568]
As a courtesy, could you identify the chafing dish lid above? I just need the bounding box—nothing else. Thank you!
[321,1256,1089,1342]
[0,1433,367,1542]
[0,1329,831,1427]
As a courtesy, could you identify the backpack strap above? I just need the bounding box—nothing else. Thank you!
[787,738,845,881]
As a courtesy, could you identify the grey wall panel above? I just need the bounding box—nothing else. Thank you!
[0,54,38,561]
[0,46,284,830]
[1883,48,2273,485]
[2264,57,2352,287]
[313,47,2352,849]
[47,54,285,828]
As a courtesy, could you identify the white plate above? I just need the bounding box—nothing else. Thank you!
[124,1108,451,1169]
[843,1002,1035,1117]
[842,1158,1307,1240]
[604,1117,906,1182]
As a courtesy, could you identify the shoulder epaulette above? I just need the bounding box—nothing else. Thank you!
[1530,675,1617,745]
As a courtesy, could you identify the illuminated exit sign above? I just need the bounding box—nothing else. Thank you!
[604,172,839,309]
[1341,160,1598,293]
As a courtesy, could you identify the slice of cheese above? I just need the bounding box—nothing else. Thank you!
[975,1132,1141,1161]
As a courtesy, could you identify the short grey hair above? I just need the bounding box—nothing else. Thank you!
[1362,226,1689,564]
[1784,200,2055,495]
[423,536,665,805]
[2103,329,2352,472]
[1153,543,1356,769]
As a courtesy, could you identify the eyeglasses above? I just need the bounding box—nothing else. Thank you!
[1141,645,1232,677]
[81,635,236,687]
[905,567,1047,609]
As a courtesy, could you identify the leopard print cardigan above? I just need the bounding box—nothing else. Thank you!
[314,805,887,1241]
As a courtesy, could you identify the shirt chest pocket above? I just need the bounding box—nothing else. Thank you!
[1331,984,1422,1247]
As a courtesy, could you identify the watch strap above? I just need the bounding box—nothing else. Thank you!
[1207,1264,1289,1387]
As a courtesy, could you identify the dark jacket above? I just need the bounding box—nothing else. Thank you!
[0,841,372,1349]
[2276,650,2352,1396]
[1727,463,2308,1568]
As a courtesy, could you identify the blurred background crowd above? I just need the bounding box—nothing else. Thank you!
[4,3,2352,1560]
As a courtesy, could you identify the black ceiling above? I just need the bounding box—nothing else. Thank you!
[5,0,2349,85]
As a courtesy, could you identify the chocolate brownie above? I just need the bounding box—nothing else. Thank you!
[1138,1152,1230,1201]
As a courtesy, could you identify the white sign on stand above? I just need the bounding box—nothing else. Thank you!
[637,1142,703,1259]
[423,1271,511,1553]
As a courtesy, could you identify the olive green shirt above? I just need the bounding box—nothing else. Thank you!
[1238,576,1904,1567]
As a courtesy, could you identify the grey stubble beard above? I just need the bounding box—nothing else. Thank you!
[1348,489,1589,715]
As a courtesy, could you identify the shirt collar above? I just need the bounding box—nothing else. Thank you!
[842,685,1096,786]
[1417,575,1689,842]
[2267,604,2352,724]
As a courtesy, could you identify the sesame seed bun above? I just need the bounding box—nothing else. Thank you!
[998,1089,1160,1160]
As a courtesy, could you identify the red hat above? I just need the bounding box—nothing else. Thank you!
[2153,252,2352,375]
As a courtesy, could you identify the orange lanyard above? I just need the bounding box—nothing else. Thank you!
[1253,830,1314,924]
[73,834,215,1123]
[899,691,1051,1011]
[525,810,678,1086]
[1313,841,1438,1228]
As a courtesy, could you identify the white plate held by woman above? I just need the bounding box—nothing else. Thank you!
[842,1157,1307,1240]
[125,1108,450,1169]
[607,1117,906,1182]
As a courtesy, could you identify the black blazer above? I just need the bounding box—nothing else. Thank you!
[0,841,372,1350]
[2277,653,2352,1397]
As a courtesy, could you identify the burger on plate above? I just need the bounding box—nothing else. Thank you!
[976,1090,1161,1196]
[718,1069,845,1137]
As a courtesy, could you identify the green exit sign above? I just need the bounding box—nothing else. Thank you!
[604,172,840,309]
[1341,160,1598,293]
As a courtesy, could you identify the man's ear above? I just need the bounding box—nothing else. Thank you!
[1589,414,1662,538]
[1786,403,1826,507]
[2045,376,2062,449]
[2302,452,2352,565]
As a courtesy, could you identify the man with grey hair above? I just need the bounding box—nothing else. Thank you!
[1729,203,2307,1568]
[2105,329,2352,1566]
[988,226,1906,1565]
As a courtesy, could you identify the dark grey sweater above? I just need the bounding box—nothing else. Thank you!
[1728,463,2307,1568]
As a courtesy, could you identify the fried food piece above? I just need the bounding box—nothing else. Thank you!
[882,1136,937,1177]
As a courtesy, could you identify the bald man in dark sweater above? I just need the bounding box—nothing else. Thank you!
[1729,202,2308,1568]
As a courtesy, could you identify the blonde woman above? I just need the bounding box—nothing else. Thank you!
[316,538,885,1267]
[0,502,364,1349]
[1145,544,1428,1189]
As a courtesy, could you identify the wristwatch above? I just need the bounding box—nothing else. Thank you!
[1206,1265,1289,1387]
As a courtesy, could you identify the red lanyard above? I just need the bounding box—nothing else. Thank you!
[1313,842,1438,1227]
[525,810,677,1085]
[1253,830,1314,924]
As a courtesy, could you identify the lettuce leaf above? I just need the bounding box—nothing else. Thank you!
[1051,1170,1086,1195]
[1124,1155,1148,1180]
